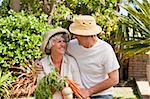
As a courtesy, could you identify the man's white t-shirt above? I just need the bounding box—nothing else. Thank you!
[67,38,120,96]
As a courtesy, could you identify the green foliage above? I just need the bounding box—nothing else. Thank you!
[51,4,73,27]
[20,0,43,15]
[95,12,120,40]
[53,0,120,36]
[0,0,10,16]
[65,0,110,14]
[0,10,53,68]
[1,0,121,36]
[123,0,150,34]
[35,69,67,99]
[0,69,13,98]
[119,0,150,60]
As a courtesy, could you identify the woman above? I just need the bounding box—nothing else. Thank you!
[37,28,83,99]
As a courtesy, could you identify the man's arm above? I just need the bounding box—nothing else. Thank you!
[34,59,44,74]
[80,69,119,98]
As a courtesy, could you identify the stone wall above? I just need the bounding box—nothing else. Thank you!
[128,54,150,81]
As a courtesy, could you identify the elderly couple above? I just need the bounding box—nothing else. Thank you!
[36,15,120,99]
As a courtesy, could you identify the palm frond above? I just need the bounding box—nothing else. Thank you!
[122,45,150,59]
[122,0,150,33]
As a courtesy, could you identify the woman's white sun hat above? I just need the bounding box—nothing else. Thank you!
[41,27,70,54]
[69,15,102,36]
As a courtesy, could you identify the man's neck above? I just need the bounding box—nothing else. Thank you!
[81,36,97,48]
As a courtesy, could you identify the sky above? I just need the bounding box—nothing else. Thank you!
[119,0,143,16]
[0,0,3,6]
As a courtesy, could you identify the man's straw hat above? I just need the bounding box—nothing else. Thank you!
[41,27,70,54]
[69,15,102,36]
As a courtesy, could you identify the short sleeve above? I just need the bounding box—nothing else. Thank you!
[102,45,120,73]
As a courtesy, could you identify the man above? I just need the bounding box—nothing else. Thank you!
[67,15,120,99]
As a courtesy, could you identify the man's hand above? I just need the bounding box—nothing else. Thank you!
[34,59,43,74]
[80,88,91,99]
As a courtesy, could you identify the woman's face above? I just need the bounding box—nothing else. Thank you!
[51,37,67,54]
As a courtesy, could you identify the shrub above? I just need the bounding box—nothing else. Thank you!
[0,10,53,68]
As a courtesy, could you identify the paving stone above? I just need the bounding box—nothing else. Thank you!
[113,87,137,98]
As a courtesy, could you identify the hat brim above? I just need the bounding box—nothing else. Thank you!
[69,23,102,36]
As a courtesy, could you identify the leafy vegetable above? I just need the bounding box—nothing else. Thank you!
[35,68,67,99]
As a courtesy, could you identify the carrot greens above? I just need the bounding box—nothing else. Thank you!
[35,68,67,99]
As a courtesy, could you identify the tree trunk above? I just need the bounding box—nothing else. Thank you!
[43,0,50,15]
[43,0,55,24]
[10,0,21,12]
[119,59,129,80]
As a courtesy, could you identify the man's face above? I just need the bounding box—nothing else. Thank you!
[73,34,95,47]
[74,35,87,43]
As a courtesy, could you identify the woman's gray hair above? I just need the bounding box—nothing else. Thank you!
[45,34,64,54]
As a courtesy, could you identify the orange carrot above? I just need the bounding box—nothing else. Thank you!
[67,79,83,99]
[61,92,64,99]
[68,80,81,94]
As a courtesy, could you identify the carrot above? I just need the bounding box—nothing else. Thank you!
[69,84,80,95]
[61,92,64,99]
[67,79,81,94]
[67,79,83,99]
